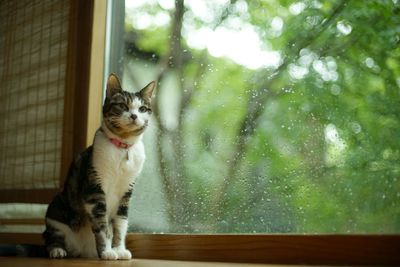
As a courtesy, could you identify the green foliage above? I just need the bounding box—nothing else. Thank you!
[125,0,400,233]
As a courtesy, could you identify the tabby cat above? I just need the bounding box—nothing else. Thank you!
[43,74,155,260]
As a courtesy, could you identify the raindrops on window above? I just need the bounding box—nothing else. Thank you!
[122,0,400,233]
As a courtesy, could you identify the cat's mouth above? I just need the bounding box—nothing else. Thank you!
[129,120,144,127]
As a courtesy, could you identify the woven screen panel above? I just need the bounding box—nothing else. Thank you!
[0,0,69,190]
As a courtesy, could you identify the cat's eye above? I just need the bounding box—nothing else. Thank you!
[119,103,129,111]
[139,106,147,113]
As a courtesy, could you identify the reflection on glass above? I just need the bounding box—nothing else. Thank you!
[120,0,400,233]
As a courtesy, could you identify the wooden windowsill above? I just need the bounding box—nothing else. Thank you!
[0,233,399,265]
[0,257,316,267]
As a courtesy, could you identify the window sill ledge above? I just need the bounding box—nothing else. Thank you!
[1,233,399,265]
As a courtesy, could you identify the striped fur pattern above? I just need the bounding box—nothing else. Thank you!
[43,74,155,260]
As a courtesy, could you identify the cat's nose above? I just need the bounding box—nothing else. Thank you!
[131,114,137,120]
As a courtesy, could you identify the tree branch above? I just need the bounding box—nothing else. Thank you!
[152,0,188,231]
[155,0,242,230]
[214,0,349,220]
[154,0,252,230]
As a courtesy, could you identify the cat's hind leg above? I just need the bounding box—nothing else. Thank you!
[43,223,67,259]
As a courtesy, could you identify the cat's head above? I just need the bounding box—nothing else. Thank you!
[103,73,156,139]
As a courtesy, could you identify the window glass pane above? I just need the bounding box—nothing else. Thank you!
[119,0,400,233]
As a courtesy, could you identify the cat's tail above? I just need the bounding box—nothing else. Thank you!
[0,244,47,257]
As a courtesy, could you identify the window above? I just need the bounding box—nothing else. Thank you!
[118,0,400,234]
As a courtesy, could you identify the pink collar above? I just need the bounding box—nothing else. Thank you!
[109,138,132,149]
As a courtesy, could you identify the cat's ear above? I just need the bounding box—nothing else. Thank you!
[106,73,122,98]
[139,81,156,102]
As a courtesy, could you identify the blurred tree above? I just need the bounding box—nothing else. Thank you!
[124,0,400,233]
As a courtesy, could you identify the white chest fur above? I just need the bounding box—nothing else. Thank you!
[92,130,145,218]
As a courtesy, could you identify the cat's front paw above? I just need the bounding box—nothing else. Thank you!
[114,248,132,260]
[101,249,118,260]
[49,248,67,259]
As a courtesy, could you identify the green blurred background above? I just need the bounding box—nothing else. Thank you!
[121,0,400,233]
